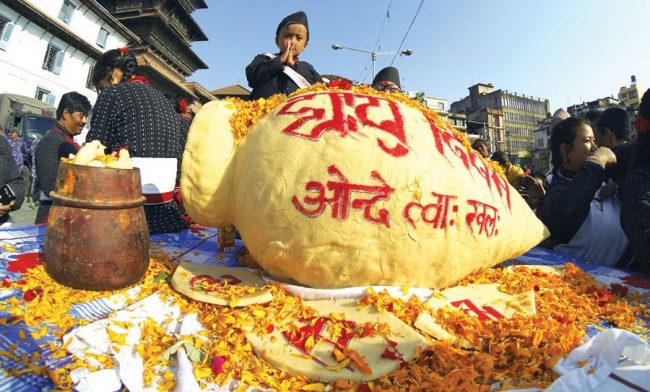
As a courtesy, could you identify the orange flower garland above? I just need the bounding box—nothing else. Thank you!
[225,83,507,179]
[3,253,646,391]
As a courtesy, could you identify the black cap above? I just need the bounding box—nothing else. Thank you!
[372,66,401,87]
[596,107,630,139]
[276,11,309,40]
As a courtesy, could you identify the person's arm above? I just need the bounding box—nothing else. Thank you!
[34,138,55,199]
[0,137,24,212]
[620,171,650,274]
[544,161,607,243]
[175,116,190,183]
[298,61,323,84]
[246,54,284,88]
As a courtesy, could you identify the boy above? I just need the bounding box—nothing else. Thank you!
[372,66,401,92]
[246,11,322,100]
[594,107,633,184]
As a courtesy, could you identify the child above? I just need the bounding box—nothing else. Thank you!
[372,66,401,92]
[246,11,322,100]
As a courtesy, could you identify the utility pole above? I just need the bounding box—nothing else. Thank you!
[331,44,414,82]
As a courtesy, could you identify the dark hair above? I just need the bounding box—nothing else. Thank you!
[595,107,630,141]
[490,151,510,165]
[550,117,589,173]
[584,109,603,125]
[91,48,137,88]
[630,88,650,169]
[472,139,487,150]
[56,92,92,120]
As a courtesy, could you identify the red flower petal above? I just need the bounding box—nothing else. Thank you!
[609,283,629,296]
[327,80,341,88]
[211,356,226,375]
[7,252,43,273]
[357,384,371,392]
[359,326,373,338]
[23,288,42,302]
[266,324,274,333]
[552,315,572,324]
[2,275,10,288]
[380,348,400,360]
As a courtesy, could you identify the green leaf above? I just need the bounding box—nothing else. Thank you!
[182,342,205,363]
[153,272,170,283]
[157,341,183,361]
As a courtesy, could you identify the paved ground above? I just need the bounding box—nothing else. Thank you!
[9,198,38,227]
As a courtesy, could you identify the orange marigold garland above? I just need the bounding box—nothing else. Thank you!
[0,256,647,391]
[225,82,507,180]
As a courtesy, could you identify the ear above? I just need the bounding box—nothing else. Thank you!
[560,142,571,161]
[605,128,615,144]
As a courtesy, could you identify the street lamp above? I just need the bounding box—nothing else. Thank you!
[331,44,414,81]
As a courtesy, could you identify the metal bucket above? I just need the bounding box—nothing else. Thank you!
[44,162,150,291]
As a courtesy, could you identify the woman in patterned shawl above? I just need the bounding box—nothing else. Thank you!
[543,117,626,267]
[87,48,189,234]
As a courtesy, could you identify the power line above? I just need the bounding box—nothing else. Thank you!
[372,0,392,52]
[357,0,393,83]
[390,0,425,65]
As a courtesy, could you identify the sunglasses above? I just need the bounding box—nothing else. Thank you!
[373,82,401,92]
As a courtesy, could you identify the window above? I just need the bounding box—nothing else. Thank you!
[35,87,56,106]
[0,15,13,51]
[86,65,96,91]
[96,27,109,48]
[42,43,64,74]
[437,102,445,111]
[58,0,76,24]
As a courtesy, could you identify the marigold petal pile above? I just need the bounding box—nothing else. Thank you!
[1,248,647,392]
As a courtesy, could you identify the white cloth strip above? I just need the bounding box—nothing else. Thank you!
[130,157,177,194]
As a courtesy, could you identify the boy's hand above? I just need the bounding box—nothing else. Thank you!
[281,41,296,67]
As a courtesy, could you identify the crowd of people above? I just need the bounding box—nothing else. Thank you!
[0,10,648,275]
[472,95,650,275]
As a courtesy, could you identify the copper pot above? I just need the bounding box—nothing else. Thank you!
[44,162,150,291]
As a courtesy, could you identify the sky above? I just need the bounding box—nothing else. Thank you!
[188,0,650,112]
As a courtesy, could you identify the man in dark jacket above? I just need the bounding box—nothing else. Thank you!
[34,92,91,223]
[594,107,634,184]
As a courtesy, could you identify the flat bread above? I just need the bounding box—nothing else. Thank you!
[246,299,427,382]
[171,262,273,307]
[415,283,536,348]
[505,264,564,276]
